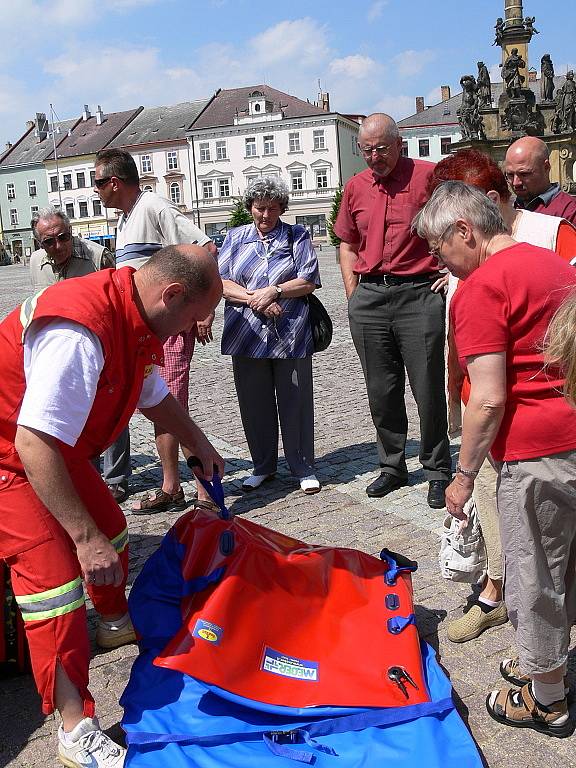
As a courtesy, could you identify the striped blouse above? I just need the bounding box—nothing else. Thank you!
[218,221,321,358]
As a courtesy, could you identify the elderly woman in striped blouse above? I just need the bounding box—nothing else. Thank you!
[218,177,321,494]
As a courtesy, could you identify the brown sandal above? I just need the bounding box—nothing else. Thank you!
[131,487,187,515]
[193,499,220,513]
[486,683,573,737]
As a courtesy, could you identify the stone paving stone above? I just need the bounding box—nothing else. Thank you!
[2,257,576,765]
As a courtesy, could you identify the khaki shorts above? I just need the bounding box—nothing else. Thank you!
[497,450,576,674]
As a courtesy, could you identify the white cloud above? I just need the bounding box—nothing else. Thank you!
[367,1,387,21]
[392,49,436,78]
[330,55,376,80]
[375,94,416,120]
[426,86,442,105]
[249,19,330,67]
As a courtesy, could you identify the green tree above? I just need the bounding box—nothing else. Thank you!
[327,186,343,247]
[228,198,252,228]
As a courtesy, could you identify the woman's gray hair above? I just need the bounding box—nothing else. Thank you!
[412,180,506,241]
[243,176,290,213]
[32,204,71,238]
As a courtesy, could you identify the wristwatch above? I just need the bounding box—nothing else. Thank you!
[274,285,283,296]
[455,462,479,478]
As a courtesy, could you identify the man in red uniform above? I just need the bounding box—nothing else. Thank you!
[334,113,451,508]
[0,244,223,766]
[505,136,576,224]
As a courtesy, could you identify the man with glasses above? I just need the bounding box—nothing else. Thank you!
[93,148,217,514]
[334,113,452,508]
[29,207,114,290]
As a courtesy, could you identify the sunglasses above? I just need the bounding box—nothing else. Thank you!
[93,176,113,189]
[40,231,72,248]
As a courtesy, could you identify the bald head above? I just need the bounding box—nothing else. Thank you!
[504,137,551,201]
[135,243,222,339]
[358,113,402,180]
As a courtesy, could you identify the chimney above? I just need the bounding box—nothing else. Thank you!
[416,96,425,113]
[35,112,48,143]
[528,68,537,82]
[26,120,35,130]
[441,85,451,101]
[5,142,12,150]
[95,105,104,125]
[318,90,330,112]
[82,104,91,121]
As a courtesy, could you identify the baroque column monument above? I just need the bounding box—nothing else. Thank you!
[454,0,576,194]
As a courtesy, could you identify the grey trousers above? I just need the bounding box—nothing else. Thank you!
[232,356,315,478]
[92,426,131,486]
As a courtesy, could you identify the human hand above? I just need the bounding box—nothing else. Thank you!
[431,274,449,294]
[195,312,215,345]
[189,437,225,480]
[445,475,474,521]
[262,302,283,318]
[77,534,124,588]
[246,286,277,313]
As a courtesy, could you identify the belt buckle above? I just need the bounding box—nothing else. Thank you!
[381,273,389,286]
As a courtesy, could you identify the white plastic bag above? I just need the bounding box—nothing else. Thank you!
[438,498,487,583]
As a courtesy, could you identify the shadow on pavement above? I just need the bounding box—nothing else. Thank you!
[0,673,44,767]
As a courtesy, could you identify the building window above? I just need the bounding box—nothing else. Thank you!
[440,137,452,155]
[65,202,75,219]
[245,174,258,188]
[169,182,181,205]
[90,170,96,187]
[76,172,86,188]
[401,141,409,157]
[63,174,72,190]
[291,170,303,191]
[167,151,178,170]
[30,205,39,219]
[142,184,153,193]
[79,201,89,218]
[245,137,257,157]
[6,183,15,200]
[313,129,326,150]
[295,214,326,238]
[199,143,211,162]
[140,155,152,173]
[315,170,328,189]
[289,132,301,152]
[218,178,230,198]
[418,139,430,158]
[50,176,59,192]
[263,135,275,155]
[28,180,37,197]
[10,208,18,225]
[215,140,227,160]
[202,180,214,199]
[93,198,102,216]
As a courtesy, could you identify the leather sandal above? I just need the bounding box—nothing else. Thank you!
[131,487,187,515]
[486,683,573,737]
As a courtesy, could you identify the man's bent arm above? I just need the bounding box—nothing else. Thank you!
[141,393,225,479]
[339,241,360,299]
[14,426,123,587]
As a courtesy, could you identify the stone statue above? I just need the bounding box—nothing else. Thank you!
[457,75,486,141]
[555,71,576,133]
[501,48,526,99]
[493,17,505,46]
[524,16,539,35]
[476,61,492,108]
[540,54,555,102]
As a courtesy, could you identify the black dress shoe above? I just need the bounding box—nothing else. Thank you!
[427,479,450,509]
[366,473,407,498]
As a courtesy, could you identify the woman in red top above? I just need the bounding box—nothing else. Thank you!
[413,181,576,738]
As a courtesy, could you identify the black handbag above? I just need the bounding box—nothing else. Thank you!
[286,225,333,353]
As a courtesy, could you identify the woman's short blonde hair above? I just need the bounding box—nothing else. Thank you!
[543,288,576,406]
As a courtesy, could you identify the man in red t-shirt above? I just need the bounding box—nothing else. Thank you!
[414,180,576,738]
[505,136,576,224]
[334,113,451,508]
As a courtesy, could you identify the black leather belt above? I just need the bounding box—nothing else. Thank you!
[359,273,441,286]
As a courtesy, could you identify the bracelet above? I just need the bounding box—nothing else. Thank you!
[456,462,479,478]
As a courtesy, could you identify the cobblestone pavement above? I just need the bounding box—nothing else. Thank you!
[0,256,575,767]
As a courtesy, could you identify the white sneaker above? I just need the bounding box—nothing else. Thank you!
[242,473,274,491]
[58,717,125,767]
[300,474,321,494]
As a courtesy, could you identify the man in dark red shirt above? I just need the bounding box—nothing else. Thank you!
[505,136,576,224]
[334,113,451,508]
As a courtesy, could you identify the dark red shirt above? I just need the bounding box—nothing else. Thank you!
[515,186,576,225]
[334,157,440,276]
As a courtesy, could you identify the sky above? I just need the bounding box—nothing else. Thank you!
[1,0,575,150]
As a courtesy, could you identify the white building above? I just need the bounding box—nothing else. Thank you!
[397,88,462,163]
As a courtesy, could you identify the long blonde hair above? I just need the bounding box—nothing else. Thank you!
[544,288,576,406]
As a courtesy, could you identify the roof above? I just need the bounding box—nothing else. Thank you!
[191,85,326,130]
[398,75,567,129]
[0,117,79,168]
[108,99,211,148]
[45,107,143,159]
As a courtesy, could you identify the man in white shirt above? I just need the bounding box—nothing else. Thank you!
[94,148,218,513]
[0,244,223,767]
